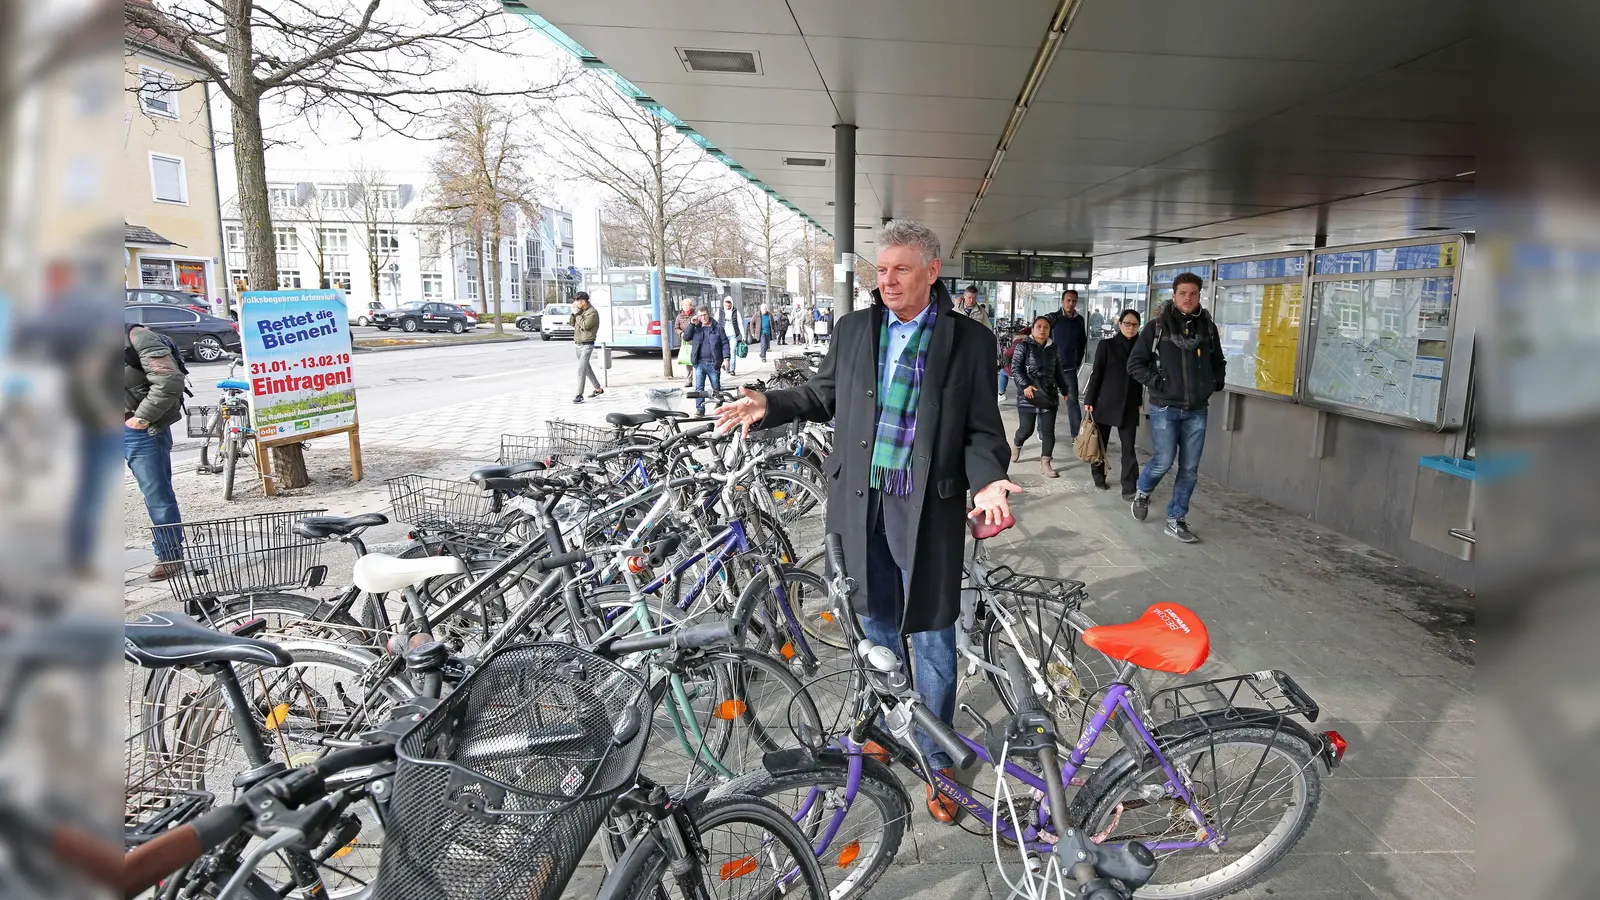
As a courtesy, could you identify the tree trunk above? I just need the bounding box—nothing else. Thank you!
[489,224,505,335]
[655,125,673,378]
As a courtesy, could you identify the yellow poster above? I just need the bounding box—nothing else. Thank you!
[1254,284,1302,395]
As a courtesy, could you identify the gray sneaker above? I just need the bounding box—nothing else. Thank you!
[1165,519,1199,543]
[1130,492,1150,522]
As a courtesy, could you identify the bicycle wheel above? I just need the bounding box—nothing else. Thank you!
[981,595,1137,764]
[202,591,366,641]
[198,410,224,474]
[718,757,909,900]
[753,459,827,559]
[1070,725,1323,900]
[614,795,831,900]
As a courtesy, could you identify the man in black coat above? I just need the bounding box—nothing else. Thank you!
[1126,272,1227,543]
[1048,289,1090,437]
[715,220,1018,824]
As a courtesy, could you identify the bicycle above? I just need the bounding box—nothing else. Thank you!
[189,353,257,501]
[729,533,1350,900]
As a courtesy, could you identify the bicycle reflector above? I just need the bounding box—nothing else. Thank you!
[720,857,758,880]
[626,556,648,573]
[1320,731,1348,770]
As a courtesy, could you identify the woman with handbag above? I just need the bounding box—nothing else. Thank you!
[1010,315,1070,477]
[1083,308,1145,499]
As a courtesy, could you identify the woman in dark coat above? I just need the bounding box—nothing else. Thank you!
[1083,308,1145,499]
[1010,315,1071,478]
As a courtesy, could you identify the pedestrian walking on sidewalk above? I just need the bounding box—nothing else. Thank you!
[719,296,744,376]
[1046,289,1089,440]
[997,323,1028,400]
[1126,273,1226,542]
[714,219,1016,827]
[682,306,729,415]
[956,285,992,330]
[776,309,790,346]
[752,304,775,360]
[571,292,603,403]
[124,323,186,580]
[1083,308,1144,499]
[1009,316,1069,478]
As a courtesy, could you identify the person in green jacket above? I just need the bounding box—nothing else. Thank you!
[124,323,187,579]
[571,292,603,403]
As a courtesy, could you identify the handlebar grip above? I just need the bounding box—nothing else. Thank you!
[535,548,588,573]
[684,391,708,399]
[909,701,976,770]
[658,422,713,452]
[825,533,848,579]
[1002,651,1042,715]
[124,824,203,896]
[602,619,738,657]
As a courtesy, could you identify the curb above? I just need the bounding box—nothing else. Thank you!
[354,334,529,353]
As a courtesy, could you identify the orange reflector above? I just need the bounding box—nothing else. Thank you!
[780,642,796,660]
[837,841,861,868]
[331,840,358,859]
[720,857,758,880]
[820,611,835,623]
[626,556,647,573]
[264,703,290,730]
[772,491,787,501]
[714,699,748,720]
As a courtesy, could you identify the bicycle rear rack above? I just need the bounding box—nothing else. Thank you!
[982,564,1088,611]
[1147,669,1321,734]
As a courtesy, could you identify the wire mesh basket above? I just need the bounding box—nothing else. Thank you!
[499,433,588,467]
[184,404,220,439]
[149,510,327,604]
[372,642,651,900]
[546,419,627,454]
[388,474,499,531]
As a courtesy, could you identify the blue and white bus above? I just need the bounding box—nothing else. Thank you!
[593,266,721,353]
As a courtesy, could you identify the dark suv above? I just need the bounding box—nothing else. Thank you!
[126,288,210,315]
[372,301,472,334]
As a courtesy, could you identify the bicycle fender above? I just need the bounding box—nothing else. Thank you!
[594,831,662,900]
[1067,708,1317,823]
[756,745,851,778]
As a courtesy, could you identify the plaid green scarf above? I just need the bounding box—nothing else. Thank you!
[871,302,936,495]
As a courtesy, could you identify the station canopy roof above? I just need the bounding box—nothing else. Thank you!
[512,0,1474,272]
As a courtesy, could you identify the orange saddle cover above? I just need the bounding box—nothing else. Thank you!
[1081,603,1210,675]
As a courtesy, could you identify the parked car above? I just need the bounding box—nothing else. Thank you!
[541,304,574,341]
[349,299,384,327]
[371,301,472,334]
[453,303,480,328]
[125,303,242,362]
[514,311,542,333]
[126,288,210,316]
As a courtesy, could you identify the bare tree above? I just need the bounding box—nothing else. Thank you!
[746,190,800,309]
[426,92,540,336]
[124,0,567,487]
[795,224,835,305]
[346,164,402,303]
[545,78,727,376]
[600,196,654,267]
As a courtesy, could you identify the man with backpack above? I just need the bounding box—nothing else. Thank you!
[125,322,188,579]
[1126,273,1227,543]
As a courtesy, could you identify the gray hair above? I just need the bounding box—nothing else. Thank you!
[876,219,941,264]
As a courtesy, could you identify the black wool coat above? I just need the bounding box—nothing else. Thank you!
[761,282,1010,633]
[1083,333,1144,430]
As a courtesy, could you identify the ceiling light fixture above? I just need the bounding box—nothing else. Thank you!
[783,157,830,168]
[677,48,762,75]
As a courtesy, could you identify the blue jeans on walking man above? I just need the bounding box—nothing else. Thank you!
[1137,406,1208,521]
[859,502,958,770]
[70,428,122,570]
[125,425,184,561]
[692,361,722,415]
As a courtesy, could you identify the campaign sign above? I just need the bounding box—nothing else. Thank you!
[240,289,357,441]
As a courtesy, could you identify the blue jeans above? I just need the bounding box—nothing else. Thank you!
[997,369,1010,396]
[125,425,183,561]
[860,516,959,769]
[692,361,722,414]
[759,333,771,360]
[1137,406,1208,520]
[70,428,122,567]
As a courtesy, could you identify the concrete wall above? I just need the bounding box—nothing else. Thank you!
[1199,392,1475,588]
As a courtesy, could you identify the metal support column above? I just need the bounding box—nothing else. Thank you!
[833,123,857,313]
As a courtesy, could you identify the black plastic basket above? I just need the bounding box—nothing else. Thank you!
[387,474,498,531]
[546,419,626,453]
[184,405,220,439]
[372,643,651,900]
[150,510,327,604]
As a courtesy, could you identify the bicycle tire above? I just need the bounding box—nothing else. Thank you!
[717,757,909,900]
[222,433,240,501]
[610,795,831,900]
[1070,725,1323,900]
[198,410,224,474]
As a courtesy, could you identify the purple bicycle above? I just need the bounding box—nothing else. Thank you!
[723,534,1349,900]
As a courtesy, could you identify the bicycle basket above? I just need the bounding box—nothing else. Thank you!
[387,474,499,531]
[184,404,220,439]
[372,642,651,900]
[149,510,326,604]
[546,419,626,454]
[499,433,587,467]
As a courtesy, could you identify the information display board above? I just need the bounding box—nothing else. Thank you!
[1146,261,1214,318]
[1213,253,1306,398]
[240,289,358,442]
[963,252,1028,280]
[1024,255,1093,283]
[1302,239,1461,427]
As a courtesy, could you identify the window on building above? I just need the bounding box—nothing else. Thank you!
[268,185,297,207]
[320,186,348,209]
[278,269,302,289]
[139,259,175,288]
[224,225,245,267]
[466,270,478,299]
[510,278,521,302]
[326,271,352,291]
[419,231,441,271]
[483,236,493,260]
[526,238,539,270]
[149,153,187,204]
[274,226,298,269]
[230,270,249,294]
[560,217,573,240]
[372,187,400,210]
[421,273,443,299]
[465,237,477,259]
[508,242,519,263]
[1338,303,1361,331]
[369,228,400,253]
[137,66,178,118]
[379,265,400,298]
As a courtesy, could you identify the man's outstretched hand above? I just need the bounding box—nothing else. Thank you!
[713,386,769,435]
[971,478,1023,525]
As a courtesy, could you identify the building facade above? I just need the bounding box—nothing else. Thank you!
[124,13,226,304]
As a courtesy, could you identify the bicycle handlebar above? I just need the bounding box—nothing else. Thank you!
[535,548,589,572]
[597,618,739,657]
[909,701,977,770]
[1002,651,1042,716]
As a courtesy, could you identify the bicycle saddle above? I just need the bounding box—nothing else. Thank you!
[292,512,389,539]
[606,412,656,428]
[968,513,1015,541]
[1081,603,1210,675]
[125,612,292,669]
[216,378,250,391]
[647,407,689,420]
[468,460,547,485]
[352,553,468,594]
